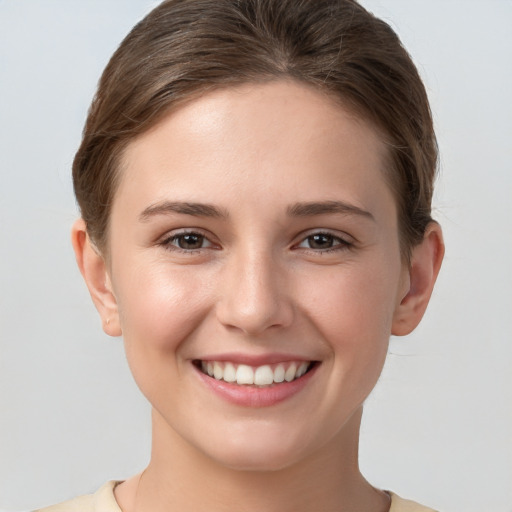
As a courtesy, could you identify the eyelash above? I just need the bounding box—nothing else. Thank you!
[294,231,353,254]
[159,230,215,254]
[158,230,353,255]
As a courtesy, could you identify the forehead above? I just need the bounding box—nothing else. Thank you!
[116,80,394,220]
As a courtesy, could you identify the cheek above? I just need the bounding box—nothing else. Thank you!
[112,263,216,409]
[297,256,402,390]
[302,262,400,343]
[114,262,213,353]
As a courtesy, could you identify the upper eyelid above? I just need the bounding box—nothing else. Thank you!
[295,235,351,250]
[158,229,217,249]
[157,234,217,257]
[156,227,354,248]
[159,227,212,241]
[294,228,354,244]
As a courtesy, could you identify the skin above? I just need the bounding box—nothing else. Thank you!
[73,80,444,512]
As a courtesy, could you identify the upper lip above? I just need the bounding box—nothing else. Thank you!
[194,352,315,366]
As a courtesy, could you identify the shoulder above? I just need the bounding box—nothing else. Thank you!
[34,485,437,512]
[388,492,439,512]
[34,481,122,512]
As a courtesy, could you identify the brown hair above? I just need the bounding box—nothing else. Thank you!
[73,0,437,260]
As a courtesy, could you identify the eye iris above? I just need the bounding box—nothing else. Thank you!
[178,234,203,249]
[309,234,333,249]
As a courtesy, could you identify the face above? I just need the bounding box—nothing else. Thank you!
[106,81,410,470]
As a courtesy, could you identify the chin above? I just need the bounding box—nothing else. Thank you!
[197,425,315,473]
[209,447,303,473]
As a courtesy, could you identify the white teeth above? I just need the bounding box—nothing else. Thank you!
[223,362,237,383]
[274,364,285,383]
[284,363,297,382]
[213,362,223,380]
[200,360,311,386]
[236,364,254,385]
[297,362,308,378]
[254,365,274,386]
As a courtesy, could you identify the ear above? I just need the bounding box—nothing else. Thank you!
[71,218,122,337]
[392,222,444,336]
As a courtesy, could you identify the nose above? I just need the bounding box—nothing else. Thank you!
[215,247,294,336]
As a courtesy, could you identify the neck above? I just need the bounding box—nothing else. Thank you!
[117,407,389,512]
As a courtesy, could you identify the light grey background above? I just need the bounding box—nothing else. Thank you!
[1,1,511,511]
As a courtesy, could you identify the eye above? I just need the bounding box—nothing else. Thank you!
[162,231,214,251]
[296,232,351,251]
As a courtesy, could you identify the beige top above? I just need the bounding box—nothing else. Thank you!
[35,481,438,512]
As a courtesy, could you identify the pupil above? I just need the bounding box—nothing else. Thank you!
[310,234,332,249]
[179,234,203,249]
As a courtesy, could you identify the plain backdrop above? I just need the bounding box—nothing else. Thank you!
[1,1,511,511]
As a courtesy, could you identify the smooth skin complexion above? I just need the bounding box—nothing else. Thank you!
[72,81,443,512]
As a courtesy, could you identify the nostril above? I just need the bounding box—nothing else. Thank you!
[214,257,294,334]
[216,294,294,335]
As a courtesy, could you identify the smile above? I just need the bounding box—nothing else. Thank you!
[196,360,314,387]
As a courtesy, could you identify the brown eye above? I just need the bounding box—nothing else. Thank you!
[178,234,204,249]
[167,232,212,250]
[307,234,335,249]
[296,232,351,252]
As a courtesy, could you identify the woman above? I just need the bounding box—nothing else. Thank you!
[38,0,444,510]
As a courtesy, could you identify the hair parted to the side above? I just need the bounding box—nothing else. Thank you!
[73,0,437,261]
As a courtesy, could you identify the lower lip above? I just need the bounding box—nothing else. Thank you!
[194,363,319,408]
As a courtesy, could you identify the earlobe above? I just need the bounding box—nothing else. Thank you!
[391,222,444,336]
[71,219,122,337]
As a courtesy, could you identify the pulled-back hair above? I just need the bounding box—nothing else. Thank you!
[73,0,437,260]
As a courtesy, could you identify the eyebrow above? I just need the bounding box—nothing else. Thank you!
[139,201,229,222]
[287,200,375,221]
[139,199,374,222]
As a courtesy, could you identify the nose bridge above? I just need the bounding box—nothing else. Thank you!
[217,242,292,335]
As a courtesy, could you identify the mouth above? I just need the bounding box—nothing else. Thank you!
[193,360,317,387]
